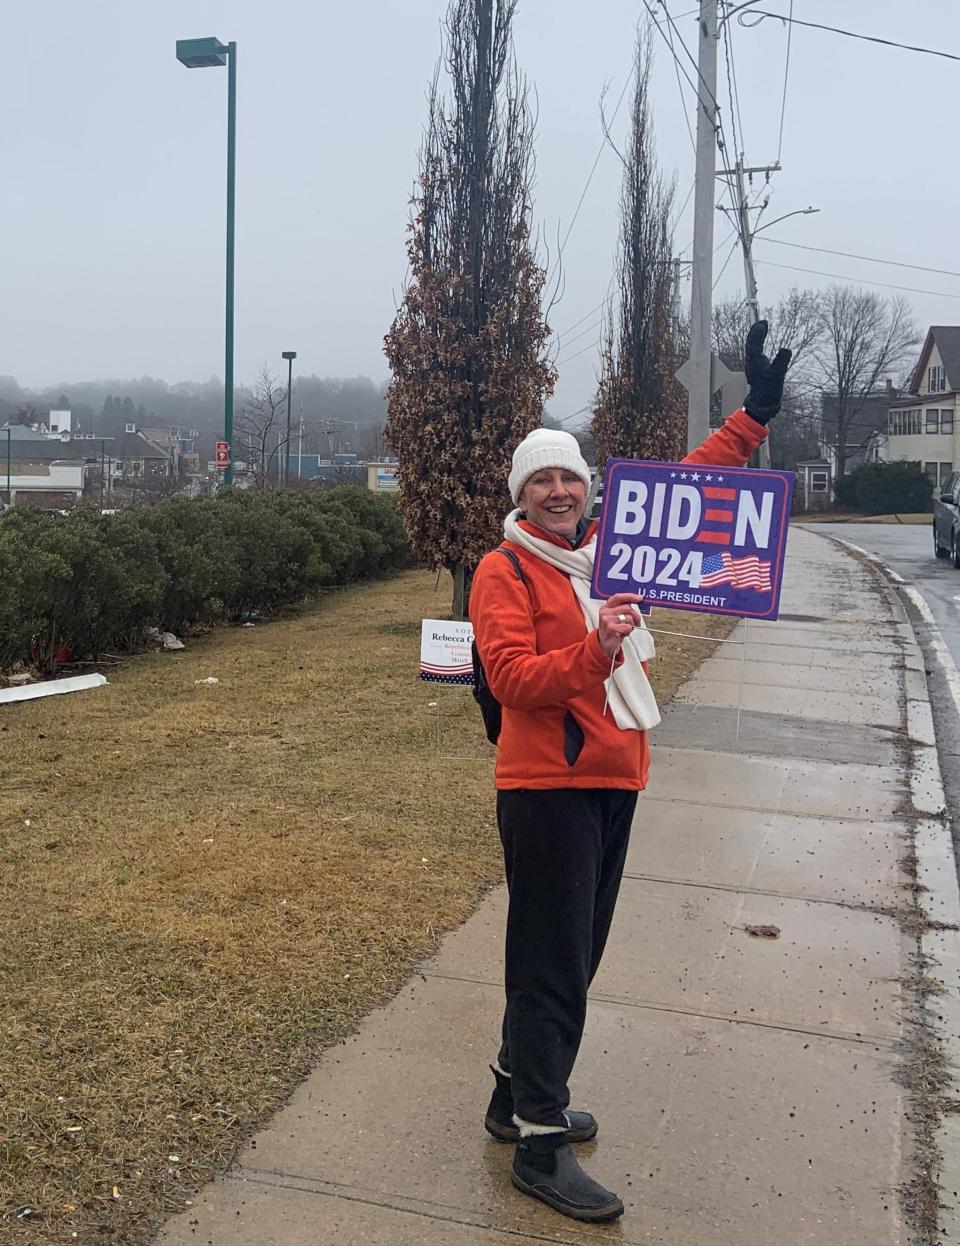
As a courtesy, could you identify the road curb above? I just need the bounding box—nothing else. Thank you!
[819,530,960,1241]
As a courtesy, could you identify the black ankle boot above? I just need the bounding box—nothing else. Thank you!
[483,1066,598,1144]
[511,1132,623,1222]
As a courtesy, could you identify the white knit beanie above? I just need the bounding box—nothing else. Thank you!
[508,427,592,505]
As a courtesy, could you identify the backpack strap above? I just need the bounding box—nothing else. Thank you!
[494,544,528,586]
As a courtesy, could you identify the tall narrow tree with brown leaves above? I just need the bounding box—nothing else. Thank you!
[384,0,555,616]
[591,28,684,471]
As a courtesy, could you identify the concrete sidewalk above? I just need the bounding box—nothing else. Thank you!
[158,528,957,1245]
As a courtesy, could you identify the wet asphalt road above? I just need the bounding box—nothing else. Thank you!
[805,521,960,861]
[810,521,960,668]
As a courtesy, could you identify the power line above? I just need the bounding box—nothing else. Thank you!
[556,339,603,367]
[755,236,960,281]
[553,298,610,339]
[554,316,606,352]
[645,2,741,236]
[665,6,697,155]
[713,226,738,256]
[713,237,741,289]
[656,1,723,118]
[557,404,593,426]
[724,4,747,156]
[776,0,794,163]
[735,9,960,65]
[548,71,633,286]
[717,12,755,290]
[673,177,696,254]
[755,258,960,301]
[720,9,743,159]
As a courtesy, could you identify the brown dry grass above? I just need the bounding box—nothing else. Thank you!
[0,570,734,1243]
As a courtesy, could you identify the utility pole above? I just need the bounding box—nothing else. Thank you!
[733,157,759,322]
[721,156,781,466]
[672,257,684,331]
[686,0,719,453]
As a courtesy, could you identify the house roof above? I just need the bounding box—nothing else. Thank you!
[1,423,50,440]
[6,438,94,462]
[114,430,170,460]
[819,389,890,446]
[907,326,960,394]
[889,391,958,409]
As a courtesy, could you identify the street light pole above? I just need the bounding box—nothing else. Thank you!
[281,350,297,485]
[5,427,10,506]
[225,42,236,486]
[175,36,237,485]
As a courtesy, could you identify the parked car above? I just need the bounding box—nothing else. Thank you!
[933,471,960,566]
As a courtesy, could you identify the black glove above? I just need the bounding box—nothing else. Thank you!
[743,320,791,425]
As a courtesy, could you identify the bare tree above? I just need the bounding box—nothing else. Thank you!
[383,0,556,616]
[704,288,824,468]
[711,287,823,377]
[11,403,47,428]
[814,286,918,479]
[236,367,291,489]
[591,26,684,469]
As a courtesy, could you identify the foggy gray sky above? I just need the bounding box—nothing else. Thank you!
[2,2,958,423]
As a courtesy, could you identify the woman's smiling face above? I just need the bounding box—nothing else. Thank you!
[519,467,587,538]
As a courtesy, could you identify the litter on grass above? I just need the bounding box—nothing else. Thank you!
[0,673,108,705]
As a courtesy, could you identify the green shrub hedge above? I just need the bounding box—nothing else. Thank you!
[835,461,933,515]
[0,487,409,673]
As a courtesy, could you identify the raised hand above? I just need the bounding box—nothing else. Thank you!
[743,320,791,425]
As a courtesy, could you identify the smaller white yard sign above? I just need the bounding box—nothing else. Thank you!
[420,619,474,686]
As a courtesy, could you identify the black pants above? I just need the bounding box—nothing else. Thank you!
[495,787,638,1126]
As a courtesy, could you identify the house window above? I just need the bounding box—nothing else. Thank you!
[810,471,828,493]
[942,410,954,435]
[925,461,938,482]
[927,409,940,434]
[929,365,944,393]
[940,462,954,488]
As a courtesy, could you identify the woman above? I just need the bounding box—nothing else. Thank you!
[469,322,790,1223]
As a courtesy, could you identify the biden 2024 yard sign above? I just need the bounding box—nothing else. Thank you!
[592,460,795,620]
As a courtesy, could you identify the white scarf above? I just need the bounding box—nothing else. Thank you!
[503,510,661,732]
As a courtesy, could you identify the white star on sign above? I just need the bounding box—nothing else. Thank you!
[680,471,688,480]
[716,475,724,482]
[690,472,701,482]
[670,471,677,478]
[705,474,713,481]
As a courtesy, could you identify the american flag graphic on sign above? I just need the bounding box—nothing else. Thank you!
[700,551,772,593]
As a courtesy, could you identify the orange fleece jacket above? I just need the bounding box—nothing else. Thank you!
[469,409,767,789]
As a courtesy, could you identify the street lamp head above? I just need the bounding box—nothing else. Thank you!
[176,37,228,68]
[281,351,297,361]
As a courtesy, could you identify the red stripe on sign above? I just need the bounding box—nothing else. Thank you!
[704,508,734,522]
[703,486,736,500]
[697,531,731,545]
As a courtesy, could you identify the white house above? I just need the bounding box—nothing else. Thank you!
[47,408,72,437]
[885,326,960,491]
